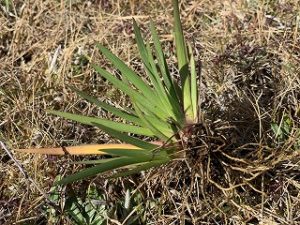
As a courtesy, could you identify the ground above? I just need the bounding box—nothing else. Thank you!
[0,0,300,224]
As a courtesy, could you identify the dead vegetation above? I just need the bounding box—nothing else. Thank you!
[1,0,300,224]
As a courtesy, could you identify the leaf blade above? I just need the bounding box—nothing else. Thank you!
[96,43,161,107]
[189,47,198,122]
[70,87,144,126]
[92,122,158,150]
[100,148,152,160]
[110,158,170,178]
[92,64,169,120]
[56,157,146,185]
[47,110,154,136]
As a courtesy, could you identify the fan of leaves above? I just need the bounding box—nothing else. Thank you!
[48,0,199,185]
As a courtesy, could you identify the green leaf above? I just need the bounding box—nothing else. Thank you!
[173,0,194,122]
[182,65,193,121]
[144,41,183,121]
[70,158,118,165]
[133,19,155,82]
[70,86,144,126]
[92,64,144,101]
[100,148,152,160]
[189,47,198,122]
[96,43,177,121]
[149,21,184,123]
[56,157,148,185]
[111,158,170,178]
[144,41,167,93]
[92,64,168,120]
[173,0,188,70]
[271,123,281,139]
[149,21,178,98]
[133,20,177,120]
[47,110,154,136]
[96,43,161,107]
[92,122,158,150]
[133,102,171,141]
[145,42,184,122]
[133,21,177,120]
[149,21,171,90]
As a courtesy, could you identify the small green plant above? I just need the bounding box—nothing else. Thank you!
[271,113,300,149]
[45,176,153,224]
[1,0,12,11]
[49,0,199,185]
[271,114,293,142]
[46,176,107,225]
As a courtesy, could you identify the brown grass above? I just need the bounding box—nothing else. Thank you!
[1,0,300,224]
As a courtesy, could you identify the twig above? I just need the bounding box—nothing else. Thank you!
[0,140,61,212]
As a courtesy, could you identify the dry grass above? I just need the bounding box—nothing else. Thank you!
[1,0,300,224]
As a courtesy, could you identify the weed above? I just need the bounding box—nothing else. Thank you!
[46,0,200,185]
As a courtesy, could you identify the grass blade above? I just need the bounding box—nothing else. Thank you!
[70,158,119,165]
[149,21,184,121]
[149,20,171,89]
[133,102,171,141]
[111,158,170,178]
[189,46,198,122]
[133,20,178,120]
[145,41,165,90]
[92,122,158,150]
[70,87,144,126]
[56,157,147,185]
[47,110,154,136]
[100,148,152,160]
[92,64,168,120]
[145,42,184,124]
[133,19,156,83]
[133,20,175,118]
[173,0,194,121]
[173,0,188,70]
[149,21,176,95]
[96,43,160,104]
